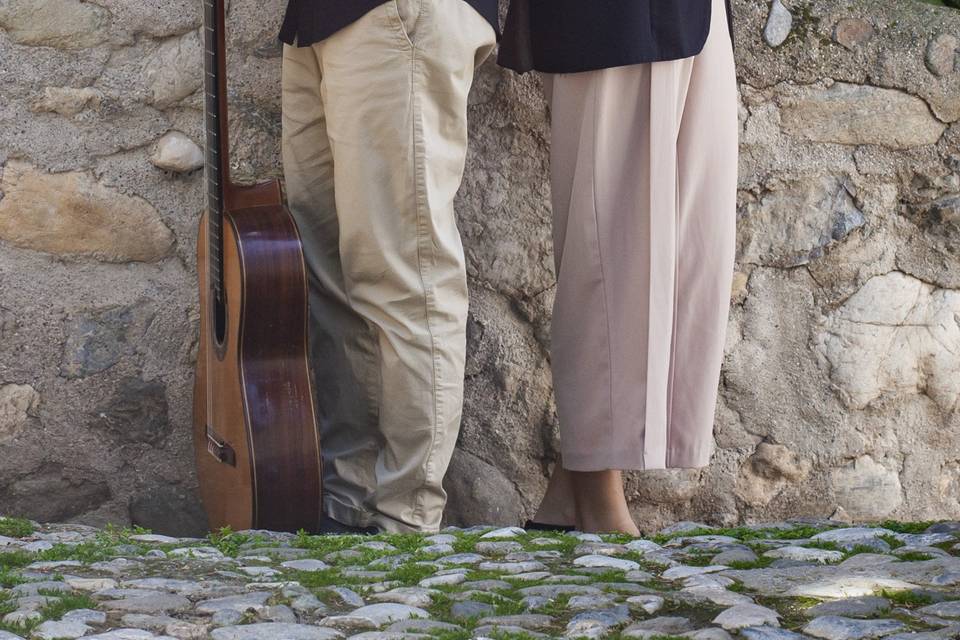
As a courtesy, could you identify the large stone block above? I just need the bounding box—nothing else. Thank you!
[831,455,903,520]
[735,443,811,508]
[814,271,960,413]
[31,87,104,117]
[86,0,202,41]
[92,377,170,445]
[0,384,40,444]
[737,175,865,267]
[150,131,204,173]
[143,31,204,109]
[128,485,208,538]
[0,161,174,263]
[778,83,947,148]
[442,449,527,528]
[925,33,959,77]
[0,465,111,522]
[60,303,155,379]
[0,0,110,49]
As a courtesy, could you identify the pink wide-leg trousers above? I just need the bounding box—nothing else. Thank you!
[547,0,739,471]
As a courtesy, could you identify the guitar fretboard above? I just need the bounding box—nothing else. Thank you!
[203,0,226,302]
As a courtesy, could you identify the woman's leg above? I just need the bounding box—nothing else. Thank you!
[530,464,576,527]
[544,69,641,535]
[572,470,641,535]
[532,465,639,535]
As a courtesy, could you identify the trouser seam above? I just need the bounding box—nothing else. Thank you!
[407,42,442,526]
[588,79,617,459]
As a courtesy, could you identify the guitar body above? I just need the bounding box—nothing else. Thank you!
[192,0,321,534]
[192,181,322,534]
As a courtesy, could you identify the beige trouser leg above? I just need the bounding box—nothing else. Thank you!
[281,0,495,532]
[548,0,738,471]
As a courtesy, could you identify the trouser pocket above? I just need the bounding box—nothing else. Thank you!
[393,0,424,45]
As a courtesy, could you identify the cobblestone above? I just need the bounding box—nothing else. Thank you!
[0,518,959,639]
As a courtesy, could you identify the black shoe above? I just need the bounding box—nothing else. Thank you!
[524,519,575,533]
[319,514,380,535]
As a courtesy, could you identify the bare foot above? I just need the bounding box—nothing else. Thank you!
[531,463,577,527]
[571,470,640,536]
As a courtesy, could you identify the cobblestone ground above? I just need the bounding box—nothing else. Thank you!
[2,518,960,640]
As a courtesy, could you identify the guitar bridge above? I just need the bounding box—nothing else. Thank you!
[206,426,237,466]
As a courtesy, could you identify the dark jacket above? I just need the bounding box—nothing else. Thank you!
[279,0,499,47]
[499,0,734,74]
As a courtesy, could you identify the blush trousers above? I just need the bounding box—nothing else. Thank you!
[546,0,739,471]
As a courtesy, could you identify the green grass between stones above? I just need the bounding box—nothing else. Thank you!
[385,561,439,584]
[288,567,363,590]
[531,592,574,618]
[725,556,776,570]
[880,589,935,607]
[0,568,25,589]
[486,632,546,640]
[803,539,891,561]
[0,589,97,636]
[451,532,489,554]
[425,591,459,626]
[679,553,714,567]
[0,551,32,571]
[0,518,33,538]
[36,590,97,621]
[0,590,14,618]
[647,524,831,545]
[878,534,905,550]
[877,521,937,534]
[752,596,822,631]
[429,630,472,640]
[472,591,527,616]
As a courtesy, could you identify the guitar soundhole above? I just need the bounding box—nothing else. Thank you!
[213,294,228,346]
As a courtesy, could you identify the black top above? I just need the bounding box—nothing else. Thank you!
[499,0,734,74]
[279,0,500,47]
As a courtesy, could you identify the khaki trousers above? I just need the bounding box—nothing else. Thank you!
[281,0,495,532]
[548,0,739,471]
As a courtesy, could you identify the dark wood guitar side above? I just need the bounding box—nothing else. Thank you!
[191,0,322,534]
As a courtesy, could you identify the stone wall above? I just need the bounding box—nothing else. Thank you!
[0,0,957,535]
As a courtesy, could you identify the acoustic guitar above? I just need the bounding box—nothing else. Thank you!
[191,0,322,533]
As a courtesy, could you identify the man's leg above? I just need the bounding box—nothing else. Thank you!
[281,43,382,530]
[315,0,495,532]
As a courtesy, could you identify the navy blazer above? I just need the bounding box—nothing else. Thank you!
[499,0,735,74]
[279,0,499,47]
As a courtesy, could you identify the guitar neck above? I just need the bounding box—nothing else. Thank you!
[203,0,230,302]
